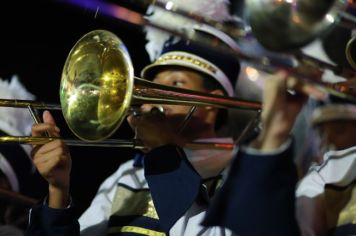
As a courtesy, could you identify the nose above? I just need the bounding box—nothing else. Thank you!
[141,104,154,113]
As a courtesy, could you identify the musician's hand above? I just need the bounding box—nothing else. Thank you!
[31,110,71,208]
[251,71,308,151]
[333,76,356,97]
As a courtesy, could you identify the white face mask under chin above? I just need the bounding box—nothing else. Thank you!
[316,134,337,159]
[184,148,232,179]
[320,143,337,157]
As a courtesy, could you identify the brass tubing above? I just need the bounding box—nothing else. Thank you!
[0,136,234,150]
[133,78,262,110]
[0,99,61,110]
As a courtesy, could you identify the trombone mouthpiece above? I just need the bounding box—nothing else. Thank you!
[151,105,165,114]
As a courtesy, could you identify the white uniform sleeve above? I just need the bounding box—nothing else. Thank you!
[296,147,356,198]
[296,169,325,198]
[79,160,134,236]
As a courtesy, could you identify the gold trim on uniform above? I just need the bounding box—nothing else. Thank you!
[107,226,166,236]
[324,183,356,228]
[111,185,159,219]
[155,54,217,74]
[334,185,356,225]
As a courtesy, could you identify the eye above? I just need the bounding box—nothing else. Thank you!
[172,80,185,87]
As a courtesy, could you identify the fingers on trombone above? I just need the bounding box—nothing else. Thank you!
[42,140,62,153]
[271,70,325,101]
[32,123,60,137]
[334,79,356,96]
[42,110,56,125]
[31,139,68,161]
[42,110,61,136]
[32,110,60,137]
[286,75,327,100]
[37,139,67,154]
[32,148,69,176]
[264,70,289,95]
[35,155,66,177]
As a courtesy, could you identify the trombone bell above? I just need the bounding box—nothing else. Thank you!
[60,30,134,142]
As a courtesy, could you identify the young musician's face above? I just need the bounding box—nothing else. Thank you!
[141,68,209,116]
[317,120,356,152]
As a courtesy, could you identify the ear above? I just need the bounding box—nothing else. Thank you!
[205,89,225,110]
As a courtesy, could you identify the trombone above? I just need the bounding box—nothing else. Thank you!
[0,135,235,150]
[0,30,261,149]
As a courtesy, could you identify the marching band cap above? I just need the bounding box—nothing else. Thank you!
[311,94,356,126]
[141,25,240,97]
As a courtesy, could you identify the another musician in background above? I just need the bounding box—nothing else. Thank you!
[296,96,356,235]
[26,1,245,235]
[0,76,39,236]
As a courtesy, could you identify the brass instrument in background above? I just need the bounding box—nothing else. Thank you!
[245,0,356,72]
[346,35,356,69]
[245,0,355,51]
[0,30,260,149]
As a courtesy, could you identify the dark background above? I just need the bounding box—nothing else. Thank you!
[0,0,257,215]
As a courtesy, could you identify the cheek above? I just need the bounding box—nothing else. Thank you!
[177,106,192,113]
[321,128,349,150]
[165,105,193,115]
[182,83,200,90]
[141,104,154,113]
